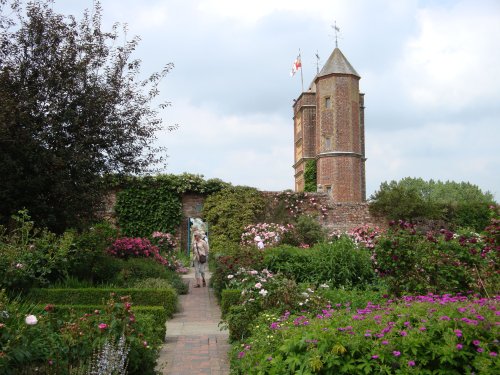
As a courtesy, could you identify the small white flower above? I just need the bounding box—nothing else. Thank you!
[227,274,234,279]
[319,283,329,288]
[255,282,262,289]
[259,289,268,296]
[25,315,38,325]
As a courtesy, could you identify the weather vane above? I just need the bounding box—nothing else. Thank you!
[315,50,320,74]
[331,21,340,48]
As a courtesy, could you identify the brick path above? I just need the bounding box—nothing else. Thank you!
[156,270,231,374]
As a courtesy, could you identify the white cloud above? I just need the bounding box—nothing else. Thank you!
[399,0,500,110]
[157,100,294,190]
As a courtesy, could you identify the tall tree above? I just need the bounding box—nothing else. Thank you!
[0,0,175,231]
[369,177,496,230]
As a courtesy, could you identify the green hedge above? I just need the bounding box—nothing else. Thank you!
[220,289,242,318]
[29,287,178,318]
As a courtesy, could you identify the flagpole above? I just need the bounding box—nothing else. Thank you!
[299,48,304,92]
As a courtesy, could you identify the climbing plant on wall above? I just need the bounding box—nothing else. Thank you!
[114,173,231,237]
[304,159,317,192]
[202,186,266,249]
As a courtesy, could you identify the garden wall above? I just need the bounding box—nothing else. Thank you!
[102,190,387,249]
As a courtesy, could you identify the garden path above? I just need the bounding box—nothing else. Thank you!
[156,268,231,374]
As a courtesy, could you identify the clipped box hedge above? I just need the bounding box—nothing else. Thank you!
[29,287,178,318]
[220,289,242,318]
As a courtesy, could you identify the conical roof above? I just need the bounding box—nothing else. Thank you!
[318,47,360,78]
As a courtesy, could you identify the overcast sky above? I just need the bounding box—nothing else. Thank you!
[53,0,500,199]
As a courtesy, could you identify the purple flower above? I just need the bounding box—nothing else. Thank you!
[490,352,498,357]
[456,344,463,350]
[382,340,389,345]
[408,360,416,367]
[238,351,245,359]
[473,340,481,346]
[477,348,484,353]
[371,355,379,359]
[400,331,408,337]
[454,329,462,337]
[393,351,401,357]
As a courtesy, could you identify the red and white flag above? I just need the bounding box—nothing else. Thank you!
[290,55,302,77]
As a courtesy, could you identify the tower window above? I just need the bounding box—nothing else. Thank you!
[325,97,331,109]
[325,137,331,150]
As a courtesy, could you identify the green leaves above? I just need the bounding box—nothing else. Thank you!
[369,178,495,231]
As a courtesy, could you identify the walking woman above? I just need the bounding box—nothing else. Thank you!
[192,231,209,287]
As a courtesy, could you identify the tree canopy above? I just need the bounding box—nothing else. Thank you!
[369,177,496,231]
[0,0,175,231]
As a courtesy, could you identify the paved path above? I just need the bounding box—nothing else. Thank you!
[156,269,231,374]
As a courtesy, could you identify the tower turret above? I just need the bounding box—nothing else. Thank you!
[293,47,366,202]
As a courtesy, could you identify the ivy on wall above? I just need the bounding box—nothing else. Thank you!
[114,173,231,237]
[304,159,317,192]
[202,186,266,249]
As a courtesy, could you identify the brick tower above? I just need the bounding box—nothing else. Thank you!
[293,47,366,202]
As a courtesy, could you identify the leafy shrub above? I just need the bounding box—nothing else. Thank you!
[68,221,121,284]
[113,258,172,287]
[203,186,266,247]
[133,276,188,295]
[240,222,292,248]
[281,214,327,247]
[264,238,375,288]
[0,290,161,374]
[220,289,242,318]
[0,210,75,293]
[151,231,177,252]
[211,247,265,300]
[115,184,182,238]
[374,220,499,296]
[230,294,500,374]
[28,287,177,318]
[369,177,496,231]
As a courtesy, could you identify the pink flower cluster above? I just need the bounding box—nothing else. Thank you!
[240,222,293,247]
[107,237,169,266]
[151,231,177,251]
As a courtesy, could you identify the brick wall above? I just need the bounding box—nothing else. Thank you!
[102,190,386,246]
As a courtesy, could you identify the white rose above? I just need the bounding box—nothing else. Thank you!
[25,315,38,325]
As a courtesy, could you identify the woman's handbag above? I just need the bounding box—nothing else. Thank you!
[195,243,207,264]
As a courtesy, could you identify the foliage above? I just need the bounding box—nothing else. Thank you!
[151,231,177,252]
[374,220,499,296]
[133,276,188,295]
[220,289,242,318]
[115,186,182,238]
[304,159,317,192]
[0,210,75,293]
[203,186,266,248]
[68,221,121,284]
[107,237,168,265]
[264,237,375,288]
[113,173,231,239]
[240,222,292,248]
[282,214,327,247]
[264,192,329,223]
[0,290,162,374]
[211,247,265,300]
[230,294,500,374]
[0,0,175,232]
[369,177,496,231]
[112,258,174,287]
